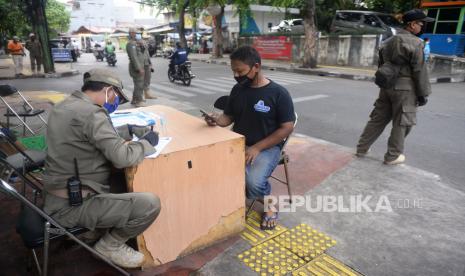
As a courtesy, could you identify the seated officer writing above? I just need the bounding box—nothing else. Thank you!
[43,69,160,268]
[204,46,295,230]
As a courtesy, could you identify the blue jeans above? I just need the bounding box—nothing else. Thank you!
[245,146,281,199]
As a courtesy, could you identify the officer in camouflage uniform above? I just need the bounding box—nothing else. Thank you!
[43,69,161,268]
[356,9,433,165]
[25,33,42,75]
[126,27,156,107]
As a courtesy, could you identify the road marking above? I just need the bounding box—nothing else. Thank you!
[217,76,295,86]
[204,78,236,87]
[184,84,221,95]
[150,84,195,97]
[126,85,178,100]
[195,79,232,90]
[293,94,328,103]
[267,73,324,82]
[266,77,302,84]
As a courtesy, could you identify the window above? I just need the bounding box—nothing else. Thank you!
[426,8,461,34]
[378,15,401,27]
[292,19,302,26]
[336,12,362,22]
[364,15,381,27]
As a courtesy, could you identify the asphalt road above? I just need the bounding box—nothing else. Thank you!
[3,52,464,192]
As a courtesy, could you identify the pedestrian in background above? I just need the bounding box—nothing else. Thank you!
[7,36,25,77]
[356,9,433,165]
[25,33,42,75]
[423,37,431,63]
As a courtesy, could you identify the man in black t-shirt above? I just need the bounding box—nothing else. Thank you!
[204,46,295,230]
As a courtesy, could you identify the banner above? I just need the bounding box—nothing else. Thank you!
[252,36,292,61]
[51,48,72,62]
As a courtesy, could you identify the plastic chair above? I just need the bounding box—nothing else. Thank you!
[0,84,47,135]
[0,177,130,276]
[212,95,298,218]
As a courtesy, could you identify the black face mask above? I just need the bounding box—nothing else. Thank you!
[234,67,255,87]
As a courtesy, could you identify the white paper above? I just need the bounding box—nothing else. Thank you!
[144,137,172,159]
[110,111,159,128]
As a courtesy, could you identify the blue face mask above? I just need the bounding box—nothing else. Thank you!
[135,33,142,40]
[103,88,119,114]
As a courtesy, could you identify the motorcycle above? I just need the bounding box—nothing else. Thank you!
[93,47,104,61]
[168,61,195,86]
[106,52,117,66]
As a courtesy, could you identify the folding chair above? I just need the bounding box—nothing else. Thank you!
[0,129,46,195]
[212,95,298,218]
[0,84,47,135]
[0,178,130,276]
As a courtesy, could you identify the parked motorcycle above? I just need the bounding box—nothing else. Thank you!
[168,61,195,86]
[106,52,117,66]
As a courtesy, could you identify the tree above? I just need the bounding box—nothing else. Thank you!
[140,0,196,48]
[45,0,70,38]
[363,0,420,13]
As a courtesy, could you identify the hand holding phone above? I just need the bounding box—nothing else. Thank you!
[200,109,217,126]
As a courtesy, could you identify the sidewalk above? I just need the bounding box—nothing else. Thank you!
[0,90,464,275]
[189,53,465,84]
[0,55,79,80]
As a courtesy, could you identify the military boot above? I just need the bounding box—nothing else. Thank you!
[144,88,157,99]
[93,232,145,268]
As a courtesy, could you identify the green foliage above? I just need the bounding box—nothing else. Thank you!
[45,0,71,38]
[363,0,420,14]
[0,0,70,39]
[0,0,29,38]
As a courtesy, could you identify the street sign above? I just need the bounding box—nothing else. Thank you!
[51,48,72,62]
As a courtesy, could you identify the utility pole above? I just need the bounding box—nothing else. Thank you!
[26,0,54,73]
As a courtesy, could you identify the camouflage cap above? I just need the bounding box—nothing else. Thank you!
[83,69,129,104]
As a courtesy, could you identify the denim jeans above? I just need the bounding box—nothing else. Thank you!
[245,145,281,199]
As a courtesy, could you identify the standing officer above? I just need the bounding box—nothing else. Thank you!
[126,28,156,107]
[43,69,161,268]
[7,36,25,77]
[25,33,42,75]
[356,9,433,165]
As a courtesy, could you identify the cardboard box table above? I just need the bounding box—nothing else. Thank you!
[124,105,245,266]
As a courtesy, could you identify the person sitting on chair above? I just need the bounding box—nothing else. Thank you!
[169,42,188,75]
[203,46,295,230]
[43,69,161,268]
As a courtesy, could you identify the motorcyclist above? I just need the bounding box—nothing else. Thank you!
[169,42,188,75]
[104,40,115,56]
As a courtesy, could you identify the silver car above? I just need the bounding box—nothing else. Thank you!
[330,10,401,37]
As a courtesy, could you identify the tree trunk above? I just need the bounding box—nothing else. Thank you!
[302,0,318,68]
[29,0,54,73]
[212,6,224,58]
[178,7,187,48]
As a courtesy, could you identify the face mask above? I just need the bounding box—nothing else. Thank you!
[103,88,119,114]
[135,34,142,40]
[234,67,256,87]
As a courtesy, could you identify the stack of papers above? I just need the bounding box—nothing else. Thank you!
[110,111,158,128]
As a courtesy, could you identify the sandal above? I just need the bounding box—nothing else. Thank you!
[261,212,278,230]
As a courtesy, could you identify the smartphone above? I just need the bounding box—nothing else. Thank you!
[200,109,214,120]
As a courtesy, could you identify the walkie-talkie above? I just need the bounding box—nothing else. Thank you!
[67,158,83,206]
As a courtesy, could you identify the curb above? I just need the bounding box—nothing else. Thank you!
[191,57,465,83]
[193,57,376,82]
[0,69,80,80]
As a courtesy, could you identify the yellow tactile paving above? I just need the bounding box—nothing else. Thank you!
[273,224,337,262]
[238,240,306,276]
[292,254,362,276]
[240,210,288,246]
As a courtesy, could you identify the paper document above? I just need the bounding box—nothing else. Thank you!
[145,137,172,159]
[110,111,159,128]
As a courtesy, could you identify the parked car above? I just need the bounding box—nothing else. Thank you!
[330,10,401,37]
[271,19,304,33]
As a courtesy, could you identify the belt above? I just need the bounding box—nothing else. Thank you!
[47,188,96,199]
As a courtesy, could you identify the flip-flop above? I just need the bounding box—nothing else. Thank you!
[261,212,278,230]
